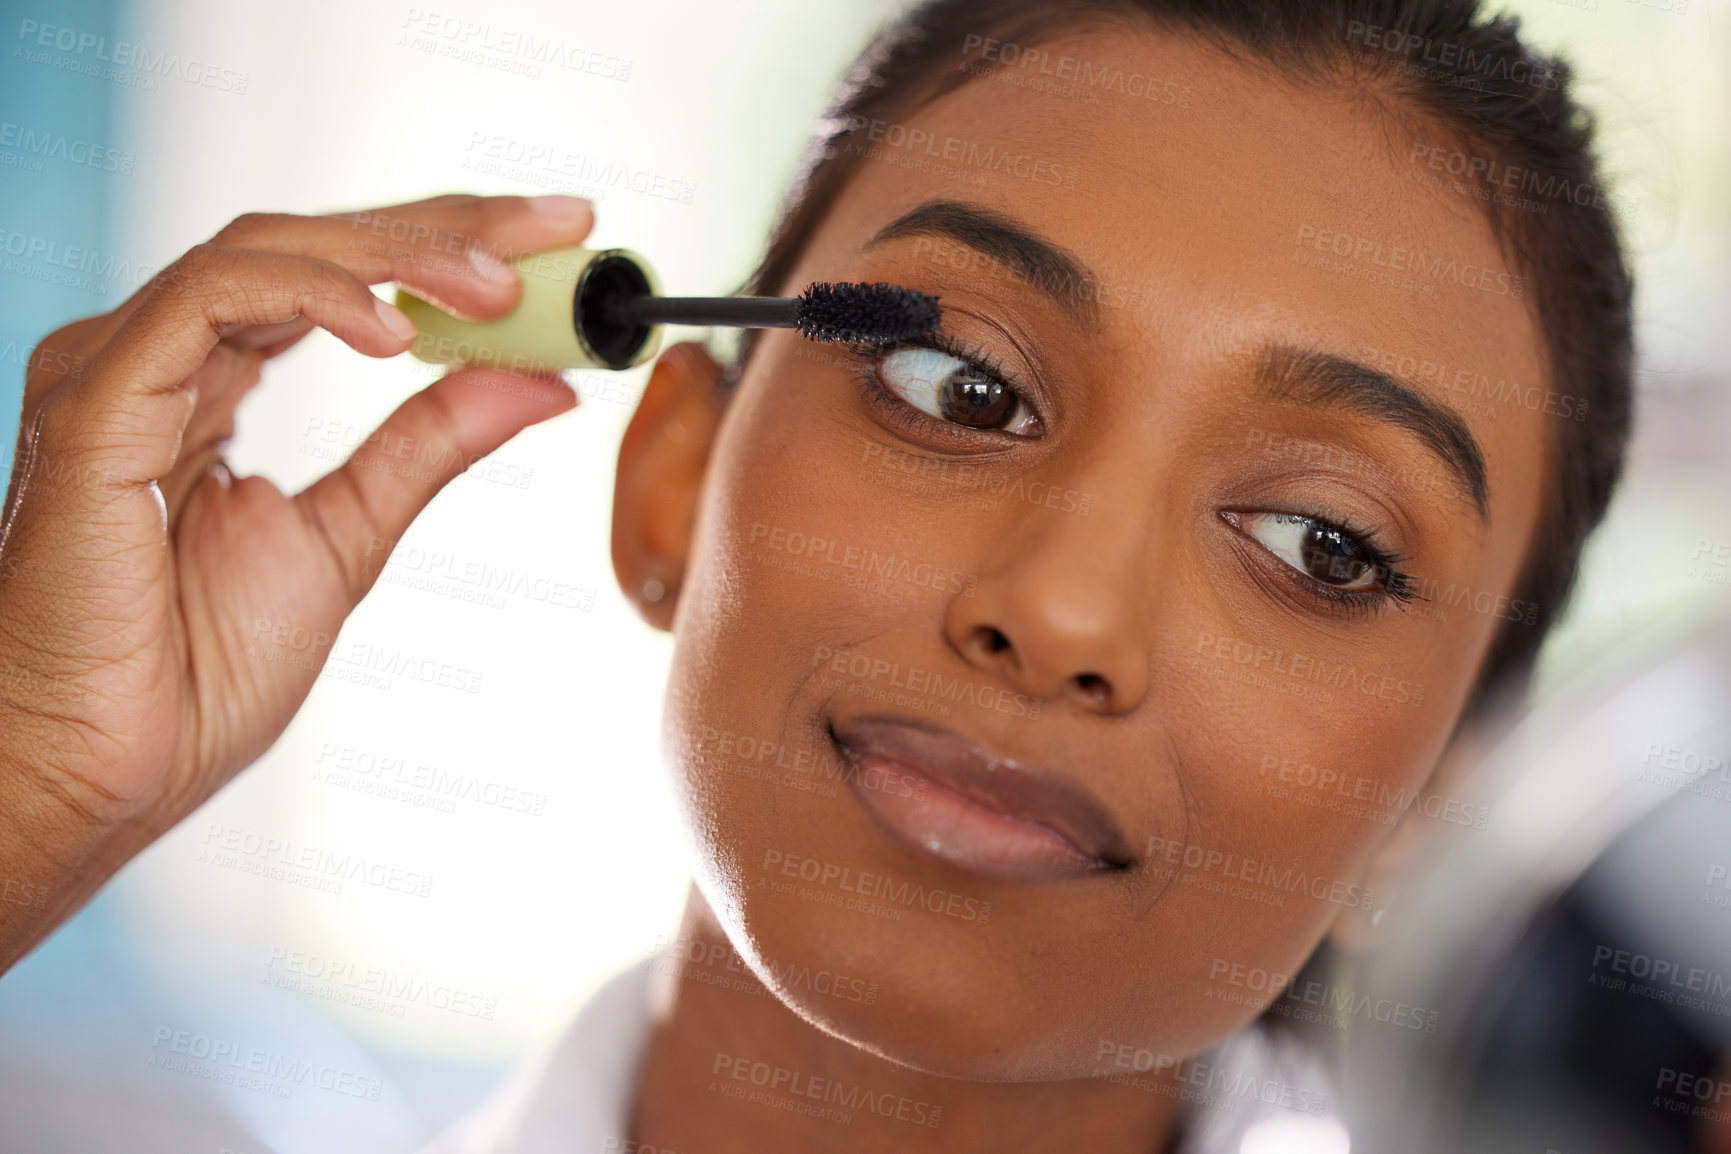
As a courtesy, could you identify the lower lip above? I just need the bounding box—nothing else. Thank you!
[844,751,1106,884]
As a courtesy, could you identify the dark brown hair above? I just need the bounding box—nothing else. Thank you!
[736,0,1634,720]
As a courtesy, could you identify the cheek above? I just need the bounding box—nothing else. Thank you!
[656,372,930,912]
[1188,653,1441,849]
[1136,661,1447,951]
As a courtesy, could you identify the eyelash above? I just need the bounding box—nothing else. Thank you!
[1229,508,1423,620]
[845,332,1033,437]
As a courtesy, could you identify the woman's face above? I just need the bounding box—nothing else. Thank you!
[652,24,1550,1079]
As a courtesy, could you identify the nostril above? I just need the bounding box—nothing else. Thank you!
[1075,672,1109,701]
[976,627,1012,655]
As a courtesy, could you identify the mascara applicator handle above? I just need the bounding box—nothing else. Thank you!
[610,295,799,331]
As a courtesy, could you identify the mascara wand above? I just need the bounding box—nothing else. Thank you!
[608,283,944,346]
[395,246,943,375]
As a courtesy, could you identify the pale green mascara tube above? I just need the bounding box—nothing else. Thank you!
[396,246,664,375]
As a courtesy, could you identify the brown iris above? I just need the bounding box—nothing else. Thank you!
[1298,522,1379,586]
[939,367,1018,429]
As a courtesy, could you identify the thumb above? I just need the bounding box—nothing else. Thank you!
[294,367,576,604]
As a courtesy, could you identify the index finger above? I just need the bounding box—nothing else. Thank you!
[212,193,596,322]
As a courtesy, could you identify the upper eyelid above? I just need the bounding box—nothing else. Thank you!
[1233,441,1430,550]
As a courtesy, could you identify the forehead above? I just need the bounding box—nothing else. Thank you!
[805,22,1551,520]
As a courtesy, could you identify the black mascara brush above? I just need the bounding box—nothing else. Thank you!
[395,246,943,374]
[607,282,944,346]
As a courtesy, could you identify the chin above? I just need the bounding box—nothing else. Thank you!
[698,866,1223,1083]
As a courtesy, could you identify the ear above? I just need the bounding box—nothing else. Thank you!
[611,342,727,631]
[1323,723,1494,952]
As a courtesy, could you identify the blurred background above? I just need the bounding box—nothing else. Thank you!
[0,0,1725,1151]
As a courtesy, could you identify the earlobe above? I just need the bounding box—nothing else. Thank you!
[611,342,726,631]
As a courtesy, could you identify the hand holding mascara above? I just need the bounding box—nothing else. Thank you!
[395,246,943,375]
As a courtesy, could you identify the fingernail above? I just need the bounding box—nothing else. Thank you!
[467,244,517,285]
[528,195,593,223]
[374,297,418,341]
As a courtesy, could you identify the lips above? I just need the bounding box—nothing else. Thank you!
[830,713,1134,884]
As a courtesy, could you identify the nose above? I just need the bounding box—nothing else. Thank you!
[944,511,1152,716]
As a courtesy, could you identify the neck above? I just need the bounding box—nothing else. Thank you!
[627,883,1185,1154]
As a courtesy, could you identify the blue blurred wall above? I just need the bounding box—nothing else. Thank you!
[0,0,118,478]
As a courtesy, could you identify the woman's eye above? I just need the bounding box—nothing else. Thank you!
[877,348,1040,436]
[1236,512,1385,590]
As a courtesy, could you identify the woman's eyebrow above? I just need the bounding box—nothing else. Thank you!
[866,199,1103,330]
[1258,345,1490,521]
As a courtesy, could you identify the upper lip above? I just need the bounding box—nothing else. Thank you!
[830,713,1135,869]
